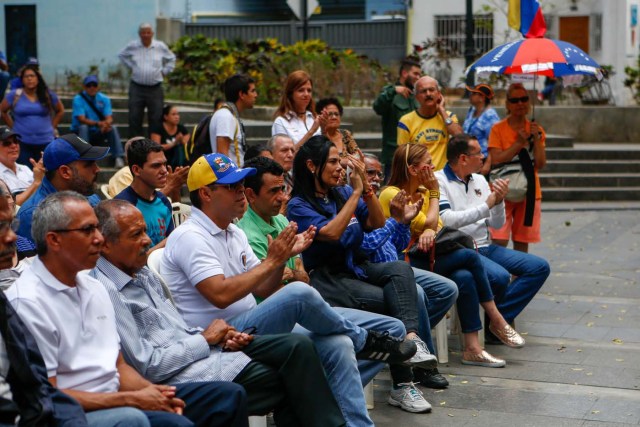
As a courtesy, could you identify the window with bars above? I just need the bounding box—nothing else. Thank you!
[434,14,494,58]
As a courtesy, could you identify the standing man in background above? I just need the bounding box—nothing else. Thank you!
[119,23,176,138]
[373,58,422,178]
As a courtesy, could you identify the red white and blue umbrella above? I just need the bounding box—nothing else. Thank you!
[466,38,602,79]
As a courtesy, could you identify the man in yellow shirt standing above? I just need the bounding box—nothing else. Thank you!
[397,76,462,170]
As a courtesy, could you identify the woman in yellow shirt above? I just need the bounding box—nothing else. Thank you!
[380,143,524,367]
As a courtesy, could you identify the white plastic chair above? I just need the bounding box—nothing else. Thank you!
[171,202,192,227]
[146,248,176,306]
[100,184,112,200]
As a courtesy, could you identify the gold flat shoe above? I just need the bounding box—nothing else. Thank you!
[462,350,506,368]
[489,323,525,348]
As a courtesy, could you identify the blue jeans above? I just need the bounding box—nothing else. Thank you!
[479,244,550,323]
[413,267,458,354]
[429,248,494,333]
[78,124,124,158]
[86,407,151,427]
[227,282,404,427]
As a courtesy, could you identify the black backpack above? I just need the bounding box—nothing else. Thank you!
[185,104,241,165]
[185,113,214,165]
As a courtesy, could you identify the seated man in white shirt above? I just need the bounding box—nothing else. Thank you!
[436,133,550,342]
[91,199,348,427]
[6,191,250,427]
[0,126,45,205]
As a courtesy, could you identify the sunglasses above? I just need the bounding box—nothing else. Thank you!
[508,96,529,104]
[1,139,19,147]
[85,83,98,88]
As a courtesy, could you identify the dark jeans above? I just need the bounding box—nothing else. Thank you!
[128,81,164,138]
[311,260,419,385]
[430,248,494,333]
[234,334,345,427]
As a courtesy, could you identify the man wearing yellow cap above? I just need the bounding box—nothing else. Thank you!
[161,153,417,427]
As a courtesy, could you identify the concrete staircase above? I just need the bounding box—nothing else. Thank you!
[58,97,640,202]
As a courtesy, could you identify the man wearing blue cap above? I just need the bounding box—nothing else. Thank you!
[161,153,416,427]
[16,134,108,244]
[72,75,124,168]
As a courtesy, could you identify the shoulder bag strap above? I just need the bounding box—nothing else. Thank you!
[79,92,106,121]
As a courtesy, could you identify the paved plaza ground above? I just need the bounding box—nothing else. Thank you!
[369,203,640,426]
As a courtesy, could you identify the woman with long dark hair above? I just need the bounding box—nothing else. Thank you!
[287,135,435,414]
[0,64,64,163]
[381,143,525,367]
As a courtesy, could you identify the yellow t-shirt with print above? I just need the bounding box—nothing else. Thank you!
[397,110,458,171]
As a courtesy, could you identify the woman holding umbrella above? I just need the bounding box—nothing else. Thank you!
[488,83,546,254]
[463,84,500,175]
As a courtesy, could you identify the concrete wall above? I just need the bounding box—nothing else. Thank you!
[243,106,640,143]
[0,0,157,84]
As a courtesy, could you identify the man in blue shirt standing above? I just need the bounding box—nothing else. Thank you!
[71,75,124,168]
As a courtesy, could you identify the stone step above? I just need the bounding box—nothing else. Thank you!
[542,187,640,201]
[543,160,640,173]
[539,173,640,187]
[546,147,640,160]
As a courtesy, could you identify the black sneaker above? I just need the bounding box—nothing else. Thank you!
[413,367,449,389]
[356,331,417,364]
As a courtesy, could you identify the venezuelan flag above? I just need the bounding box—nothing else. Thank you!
[508,0,547,38]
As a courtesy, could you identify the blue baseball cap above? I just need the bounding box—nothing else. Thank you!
[83,75,99,86]
[43,134,110,171]
[187,153,256,191]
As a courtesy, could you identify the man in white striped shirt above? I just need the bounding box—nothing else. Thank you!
[92,199,347,427]
[119,23,176,138]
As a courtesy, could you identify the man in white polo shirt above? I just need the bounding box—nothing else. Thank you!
[6,191,249,427]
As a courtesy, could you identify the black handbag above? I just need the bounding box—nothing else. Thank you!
[407,226,476,268]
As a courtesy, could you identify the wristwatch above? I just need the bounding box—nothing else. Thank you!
[444,116,453,126]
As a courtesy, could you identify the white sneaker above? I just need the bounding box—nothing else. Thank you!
[405,336,438,369]
[388,382,432,413]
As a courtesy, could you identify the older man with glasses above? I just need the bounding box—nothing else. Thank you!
[0,126,46,206]
[397,76,463,171]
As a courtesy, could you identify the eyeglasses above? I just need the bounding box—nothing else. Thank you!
[211,182,245,193]
[366,169,384,180]
[0,219,19,234]
[465,150,483,157]
[326,112,340,118]
[85,83,98,88]
[507,96,529,104]
[52,224,100,236]
[1,138,19,147]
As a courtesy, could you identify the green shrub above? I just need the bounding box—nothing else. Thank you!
[167,35,388,105]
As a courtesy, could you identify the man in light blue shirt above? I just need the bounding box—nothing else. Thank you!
[71,75,124,167]
[119,23,176,138]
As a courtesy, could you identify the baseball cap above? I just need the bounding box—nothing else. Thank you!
[0,126,20,142]
[83,75,99,86]
[187,153,256,192]
[465,84,495,100]
[43,134,110,171]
